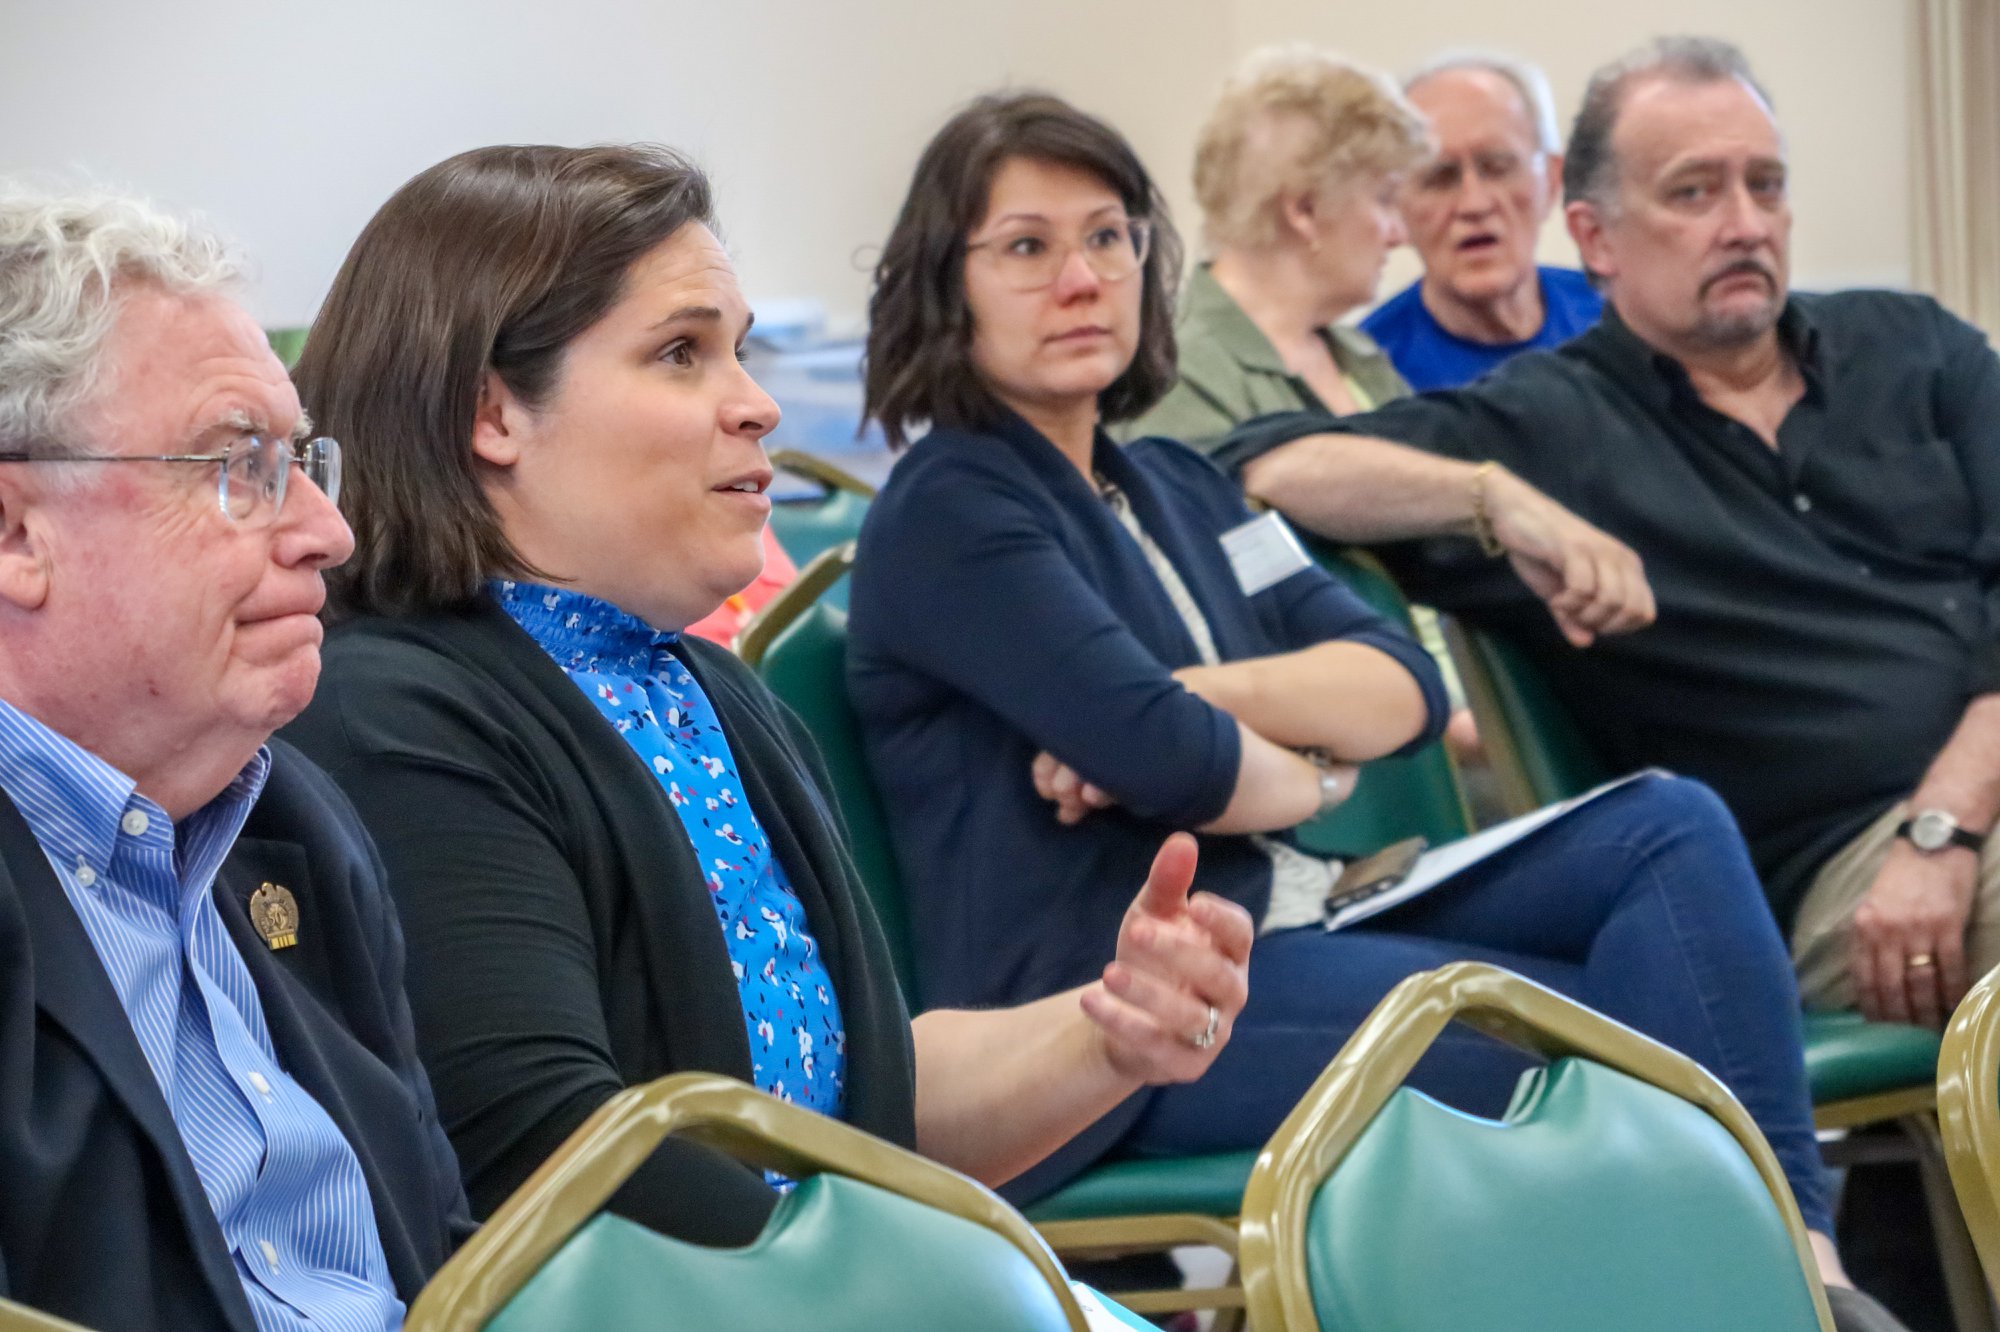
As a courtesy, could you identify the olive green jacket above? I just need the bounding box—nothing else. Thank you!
[1121,264,1410,455]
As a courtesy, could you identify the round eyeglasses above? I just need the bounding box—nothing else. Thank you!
[0,435,342,523]
[966,217,1152,292]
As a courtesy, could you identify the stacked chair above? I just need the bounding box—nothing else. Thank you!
[1450,617,1992,1332]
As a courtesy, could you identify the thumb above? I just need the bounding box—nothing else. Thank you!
[1134,832,1200,921]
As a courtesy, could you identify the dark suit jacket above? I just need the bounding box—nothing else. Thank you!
[0,740,473,1332]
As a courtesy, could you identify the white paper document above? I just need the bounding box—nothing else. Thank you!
[1070,1283,1157,1330]
[1324,769,1670,932]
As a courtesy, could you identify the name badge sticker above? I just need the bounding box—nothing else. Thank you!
[1220,510,1313,597]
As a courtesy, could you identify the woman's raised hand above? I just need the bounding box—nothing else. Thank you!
[1080,833,1253,1084]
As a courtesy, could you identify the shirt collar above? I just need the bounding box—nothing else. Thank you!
[1182,264,1289,375]
[1183,262,1387,379]
[1591,297,1822,409]
[0,694,270,887]
[493,579,677,676]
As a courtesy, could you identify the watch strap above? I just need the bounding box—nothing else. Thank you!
[1897,817,1986,854]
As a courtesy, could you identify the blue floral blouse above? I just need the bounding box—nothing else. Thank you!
[497,581,847,1120]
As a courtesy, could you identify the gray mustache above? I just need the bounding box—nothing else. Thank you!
[1700,260,1777,296]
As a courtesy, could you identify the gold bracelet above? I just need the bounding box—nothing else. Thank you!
[1469,461,1506,558]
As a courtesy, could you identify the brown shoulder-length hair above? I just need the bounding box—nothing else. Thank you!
[863,91,1184,449]
[292,143,715,617]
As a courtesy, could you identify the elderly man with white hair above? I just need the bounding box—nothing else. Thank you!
[0,189,469,1330]
[1362,50,1604,390]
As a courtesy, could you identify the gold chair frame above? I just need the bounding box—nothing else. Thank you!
[735,541,857,668]
[1939,965,2000,1302]
[407,1072,1090,1332]
[0,1300,95,1332]
[1237,961,1835,1332]
[770,449,879,499]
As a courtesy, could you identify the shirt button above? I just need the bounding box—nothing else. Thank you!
[258,1239,280,1271]
[74,865,97,888]
[248,1071,272,1096]
[1793,493,1813,513]
[1945,597,1962,613]
[120,810,149,837]
[1856,563,1872,577]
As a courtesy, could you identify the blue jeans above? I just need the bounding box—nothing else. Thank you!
[1119,775,1834,1234]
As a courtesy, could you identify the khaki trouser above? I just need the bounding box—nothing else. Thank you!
[1791,800,2000,1010]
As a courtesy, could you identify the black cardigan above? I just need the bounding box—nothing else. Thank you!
[282,597,916,1246]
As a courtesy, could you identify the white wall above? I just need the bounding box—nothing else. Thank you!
[0,0,1911,331]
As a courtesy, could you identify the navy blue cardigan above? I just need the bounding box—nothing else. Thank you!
[847,414,1445,1196]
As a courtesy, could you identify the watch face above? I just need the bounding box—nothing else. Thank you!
[1912,810,1958,851]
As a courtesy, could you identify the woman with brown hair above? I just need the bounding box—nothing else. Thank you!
[281,142,1252,1249]
[844,89,1857,1280]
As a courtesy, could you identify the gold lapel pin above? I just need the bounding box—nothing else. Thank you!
[249,882,299,951]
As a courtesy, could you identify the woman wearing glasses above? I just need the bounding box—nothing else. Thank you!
[844,89,1859,1278]
[280,143,1252,1250]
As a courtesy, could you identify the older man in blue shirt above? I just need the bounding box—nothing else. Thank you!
[0,190,469,1330]
[1362,51,1602,389]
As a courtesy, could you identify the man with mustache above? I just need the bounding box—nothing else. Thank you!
[1362,51,1604,391]
[1209,35,2000,1041]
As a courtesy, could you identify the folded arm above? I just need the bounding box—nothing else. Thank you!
[1236,417,1654,648]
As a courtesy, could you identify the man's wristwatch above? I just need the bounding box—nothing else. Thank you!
[1898,808,1987,855]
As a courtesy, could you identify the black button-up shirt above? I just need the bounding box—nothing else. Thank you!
[1217,292,2000,927]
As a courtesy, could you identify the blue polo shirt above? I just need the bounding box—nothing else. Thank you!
[1362,266,1602,391]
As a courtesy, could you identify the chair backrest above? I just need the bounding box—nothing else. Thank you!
[742,545,918,1002]
[767,451,876,591]
[1239,962,1833,1332]
[1446,619,1611,817]
[410,1074,1088,1332]
[1939,963,2000,1296]
[265,327,309,368]
[1294,546,1473,854]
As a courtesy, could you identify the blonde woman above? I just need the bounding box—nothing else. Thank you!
[1126,46,1428,448]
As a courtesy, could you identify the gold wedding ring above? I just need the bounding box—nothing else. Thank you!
[1907,953,1937,970]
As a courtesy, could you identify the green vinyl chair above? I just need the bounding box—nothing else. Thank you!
[265,327,310,368]
[405,1073,1100,1332]
[1449,615,1991,1332]
[741,544,1253,1327]
[765,450,875,594]
[1290,546,1473,856]
[1940,963,2000,1303]
[0,1300,95,1331]
[1239,961,1835,1332]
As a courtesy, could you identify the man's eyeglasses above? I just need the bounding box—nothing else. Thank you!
[966,217,1152,292]
[0,435,342,523]
[1410,150,1545,197]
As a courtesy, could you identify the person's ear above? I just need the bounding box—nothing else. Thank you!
[0,471,54,613]
[1566,198,1616,282]
[470,370,533,470]
[1541,152,1567,218]
[1281,190,1322,249]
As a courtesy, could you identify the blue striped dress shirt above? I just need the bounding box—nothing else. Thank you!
[0,698,403,1332]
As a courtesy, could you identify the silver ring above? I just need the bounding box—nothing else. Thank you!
[1190,1003,1220,1050]
[1907,952,1937,970]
